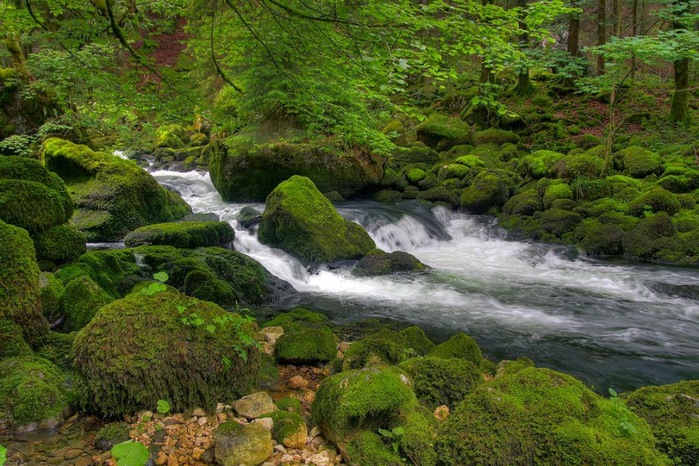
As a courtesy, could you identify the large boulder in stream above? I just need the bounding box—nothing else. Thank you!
[72,290,260,416]
[209,134,384,202]
[41,138,191,241]
[258,175,375,266]
[123,221,235,248]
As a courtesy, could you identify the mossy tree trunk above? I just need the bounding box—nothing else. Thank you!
[514,0,534,96]
[597,0,607,75]
[669,57,690,124]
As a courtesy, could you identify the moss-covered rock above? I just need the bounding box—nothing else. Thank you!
[60,275,113,332]
[35,331,75,372]
[416,187,461,208]
[581,224,625,256]
[0,356,68,428]
[399,326,435,356]
[399,357,482,410]
[39,272,64,322]
[274,326,337,364]
[576,134,603,150]
[214,420,273,466]
[427,333,483,366]
[460,171,510,214]
[41,138,191,241]
[517,150,565,179]
[258,176,375,266]
[622,212,677,259]
[503,191,543,216]
[542,182,574,209]
[313,366,417,442]
[123,221,235,248]
[391,143,440,167]
[416,113,471,149]
[267,410,308,449]
[405,167,426,184]
[0,220,50,346]
[618,146,663,178]
[209,137,384,202]
[473,128,520,146]
[555,154,605,180]
[0,179,73,234]
[32,223,86,265]
[436,367,669,466]
[94,422,131,451]
[55,249,142,299]
[540,208,582,237]
[345,431,404,466]
[262,307,330,332]
[155,124,188,149]
[72,290,260,416]
[629,188,681,217]
[353,249,428,276]
[626,380,699,465]
[0,319,32,360]
[343,329,423,370]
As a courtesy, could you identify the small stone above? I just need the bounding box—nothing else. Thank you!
[253,417,274,430]
[233,392,278,420]
[311,435,325,449]
[259,326,285,345]
[215,421,273,466]
[287,375,308,390]
[434,405,450,421]
[338,342,351,353]
[140,411,154,421]
[192,407,207,417]
[197,416,208,426]
[75,457,92,466]
[155,451,169,465]
[309,426,321,438]
[192,447,206,460]
[263,342,274,355]
[168,453,179,466]
[216,403,226,414]
[281,454,295,463]
[306,450,332,466]
[274,444,287,454]
[217,413,228,423]
[297,388,315,404]
[64,449,82,460]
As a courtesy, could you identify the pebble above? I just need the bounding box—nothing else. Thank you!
[287,375,308,389]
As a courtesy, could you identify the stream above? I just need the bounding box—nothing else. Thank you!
[153,169,699,393]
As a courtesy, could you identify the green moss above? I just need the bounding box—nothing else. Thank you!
[556,154,605,180]
[312,366,417,441]
[405,168,426,184]
[267,410,307,446]
[436,367,669,466]
[496,357,536,377]
[399,326,435,356]
[416,113,471,149]
[32,223,86,265]
[618,146,663,178]
[437,163,471,181]
[274,326,337,364]
[345,431,404,466]
[39,272,64,322]
[343,329,418,370]
[258,353,280,389]
[258,176,375,266]
[123,221,234,248]
[0,179,73,234]
[503,191,543,216]
[581,224,625,256]
[622,212,677,259]
[570,177,611,202]
[72,290,260,416]
[35,331,75,371]
[56,249,141,299]
[0,220,50,346]
[396,409,438,466]
[374,189,402,204]
[263,307,330,331]
[577,134,603,150]
[0,356,67,426]
[460,171,510,214]
[543,182,574,209]
[94,422,131,451]
[61,275,113,332]
[473,128,520,146]
[517,150,565,179]
[626,380,699,465]
[629,188,681,217]
[155,124,188,149]
[42,138,191,241]
[417,187,461,209]
[454,154,485,169]
[275,397,304,415]
[0,319,32,360]
[540,208,582,237]
[0,156,72,199]
[399,357,482,410]
[353,249,428,277]
[427,333,483,366]
[392,143,440,167]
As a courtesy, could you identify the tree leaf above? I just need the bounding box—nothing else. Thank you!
[156,399,171,414]
[0,444,7,466]
[153,271,169,283]
[111,440,149,466]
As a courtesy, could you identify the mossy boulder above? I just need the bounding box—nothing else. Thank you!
[400,326,435,356]
[427,332,483,367]
[55,249,142,299]
[460,171,510,214]
[274,326,337,364]
[262,307,330,332]
[155,124,188,149]
[258,176,375,266]
[345,430,404,466]
[209,137,384,202]
[60,275,113,332]
[517,150,565,179]
[72,290,260,416]
[629,188,681,217]
[93,422,131,451]
[415,113,471,150]
[0,319,32,360]
[0,220,50,346]
[35,331,75,371]
[391,143,440,167]
[399,356,482,410]
[436,367,669,465]
[313,366,417,442]
[343,328,428,370]
[32,223,86,265]
[626,380,699,465]
[267,410,308,449]
[0,356,68,429]
[0,179,73,234]
[473,128,520,146]
[540,208,582,237]
[416,187,461,208]
[542,182,574,209]
[618,146,663,178]
[581,224,625,256]
[353,249,428,276]
[503,191,543,216]
[405,167,426,184]
[214,420,273,466]
[41,138,191,241]
[622,212,677,259]
[123,221,235,248]
[577,134,603,150]
[39,272,64,322]
[555,154,605,180]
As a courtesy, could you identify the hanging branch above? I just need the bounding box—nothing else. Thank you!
[210,4,243,93]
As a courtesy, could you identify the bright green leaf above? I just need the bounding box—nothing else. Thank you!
[111,441,149,466]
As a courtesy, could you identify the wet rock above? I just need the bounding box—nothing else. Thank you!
[233,392,278,420]
[215,421,273,466]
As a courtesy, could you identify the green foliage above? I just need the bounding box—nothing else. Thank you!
[378,426,405,453]
[156,399,171,415]
[111,441,149,466]
[0,444,6,466]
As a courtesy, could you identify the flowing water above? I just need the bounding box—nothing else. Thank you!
[153,169,699,393]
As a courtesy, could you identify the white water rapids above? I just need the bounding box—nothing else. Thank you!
[152,169,699,392]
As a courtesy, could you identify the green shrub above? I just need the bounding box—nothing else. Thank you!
[399,357,482,410]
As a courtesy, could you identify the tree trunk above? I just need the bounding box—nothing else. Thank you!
[630,0,638,80]
[597,0,607,75]
[669,58,689,124]
[514,0,534,96]
[563,4,581,88]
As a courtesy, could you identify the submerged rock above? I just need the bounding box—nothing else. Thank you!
[352,249,428,276]
[123,220,235,248]
[258,175,375,266]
